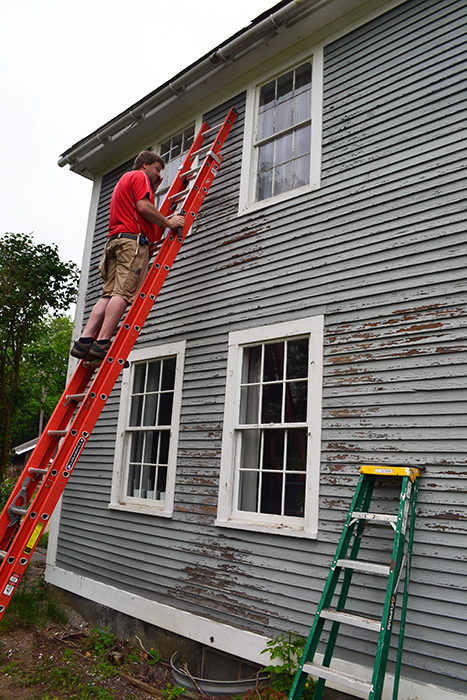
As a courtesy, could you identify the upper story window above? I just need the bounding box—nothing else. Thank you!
[256,62,312,201]
[216,317,323,538]
[110,341,186,517]
[239,49,323,213]
[156,125,196,206]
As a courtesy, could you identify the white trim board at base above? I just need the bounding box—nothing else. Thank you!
[45,565,464,700]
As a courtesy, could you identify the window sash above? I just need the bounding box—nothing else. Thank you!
[217,317,323,538]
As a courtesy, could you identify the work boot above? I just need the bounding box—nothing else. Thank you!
[70,338,93,359]
[87,339,112,365]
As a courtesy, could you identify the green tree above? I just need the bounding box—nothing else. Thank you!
[12,315,74,447]
[0,232,79,480]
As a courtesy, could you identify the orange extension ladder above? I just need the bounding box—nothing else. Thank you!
[0,107,237,617]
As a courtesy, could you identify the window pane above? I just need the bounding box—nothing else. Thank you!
[129,395,143,426]
[144,431,159,463]
[262,384,282,423]
[277,70,293,102]
[285,381,307,422]
[240,384,260,424]
[257,170,273,201]
[146,361,161,392]
[294,90,311,124]
[287,338,309,379]
[292,154,310,189]
[258,141,274,172]
[158,393,174,425]
[295,124,311,157]
[261,472,282,514]
[284,473,305,516]
[156,466,168,494]
[274,163,292,196]
[240,429,261,471]
[263,429,285,470]
[159,430,170,464]
[130,431,143,463]
[286,428,307,471]
[133,363,146,393]
[161,357,176,390]
[142,464,156,494]
[264,342,284,382]
[275,100,293,132]
[295,62,311,90]
[258,107,274,140]
[143,393,158,426]
[275,132,293,165]
[238,470,259,512]
[127,464,141,497]
[259,80,275,109]
[171,133,182,159]
[242,345,262,384]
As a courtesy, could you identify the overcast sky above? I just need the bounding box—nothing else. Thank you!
[0,0,275,270]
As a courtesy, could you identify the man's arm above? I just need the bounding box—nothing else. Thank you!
[136,195,185,230]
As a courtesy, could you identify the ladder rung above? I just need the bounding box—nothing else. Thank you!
[201,122,224,138]
[189,145,211,159]
[65,393,87,404]
[28,467,49,476]
[47,430,68,438]
[10,506,28,517]
[337,559,390,576]
[320,608,381,632]
[352,512,398,525]
[169,188,191,202]
[302,662,372,695]
[0,550,7,560]
[179,167,199,180]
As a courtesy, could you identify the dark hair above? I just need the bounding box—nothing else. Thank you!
[133,150,165,170]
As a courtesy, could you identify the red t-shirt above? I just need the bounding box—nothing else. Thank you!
[108,170,160,245]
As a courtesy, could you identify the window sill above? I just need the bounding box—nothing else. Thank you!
[238,180,321,217]
[215,517,317,539]
[108,502,173,518]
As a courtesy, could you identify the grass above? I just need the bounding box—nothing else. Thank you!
[0,576,67,633]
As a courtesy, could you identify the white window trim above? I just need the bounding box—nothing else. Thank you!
[238,46,324,215]
[109,340,186,518]
[216,316,323,538]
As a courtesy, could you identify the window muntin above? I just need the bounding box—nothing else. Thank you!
[255,62,312,202]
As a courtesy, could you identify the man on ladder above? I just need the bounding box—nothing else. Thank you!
[71,150,185,366]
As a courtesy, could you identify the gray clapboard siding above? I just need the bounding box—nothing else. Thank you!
[55,0,467,694]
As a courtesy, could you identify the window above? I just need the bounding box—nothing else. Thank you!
[217,317,323,537]
[156,125,196,207]
[256,62,312,201]
[110,341,186,516]
[239,49,323,212]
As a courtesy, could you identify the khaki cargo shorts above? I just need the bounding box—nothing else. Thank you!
[102,236,150,304]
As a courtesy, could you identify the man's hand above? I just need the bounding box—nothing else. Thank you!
[167,214,185,230]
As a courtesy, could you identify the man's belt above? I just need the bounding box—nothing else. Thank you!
[107,233,149,246]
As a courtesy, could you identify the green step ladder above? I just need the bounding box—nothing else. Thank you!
[288,465,423,700]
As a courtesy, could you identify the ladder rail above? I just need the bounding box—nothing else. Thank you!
[0,108,238,618]
[288,465,422,700]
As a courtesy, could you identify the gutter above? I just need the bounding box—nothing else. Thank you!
[58,0,332,170]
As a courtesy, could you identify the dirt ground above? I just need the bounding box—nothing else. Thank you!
[0,551,171,700]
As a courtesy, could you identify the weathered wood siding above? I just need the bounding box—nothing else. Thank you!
[56,0,466,694]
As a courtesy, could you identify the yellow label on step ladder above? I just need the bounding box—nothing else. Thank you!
[24,523,44,555]
[360,465,423,481]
